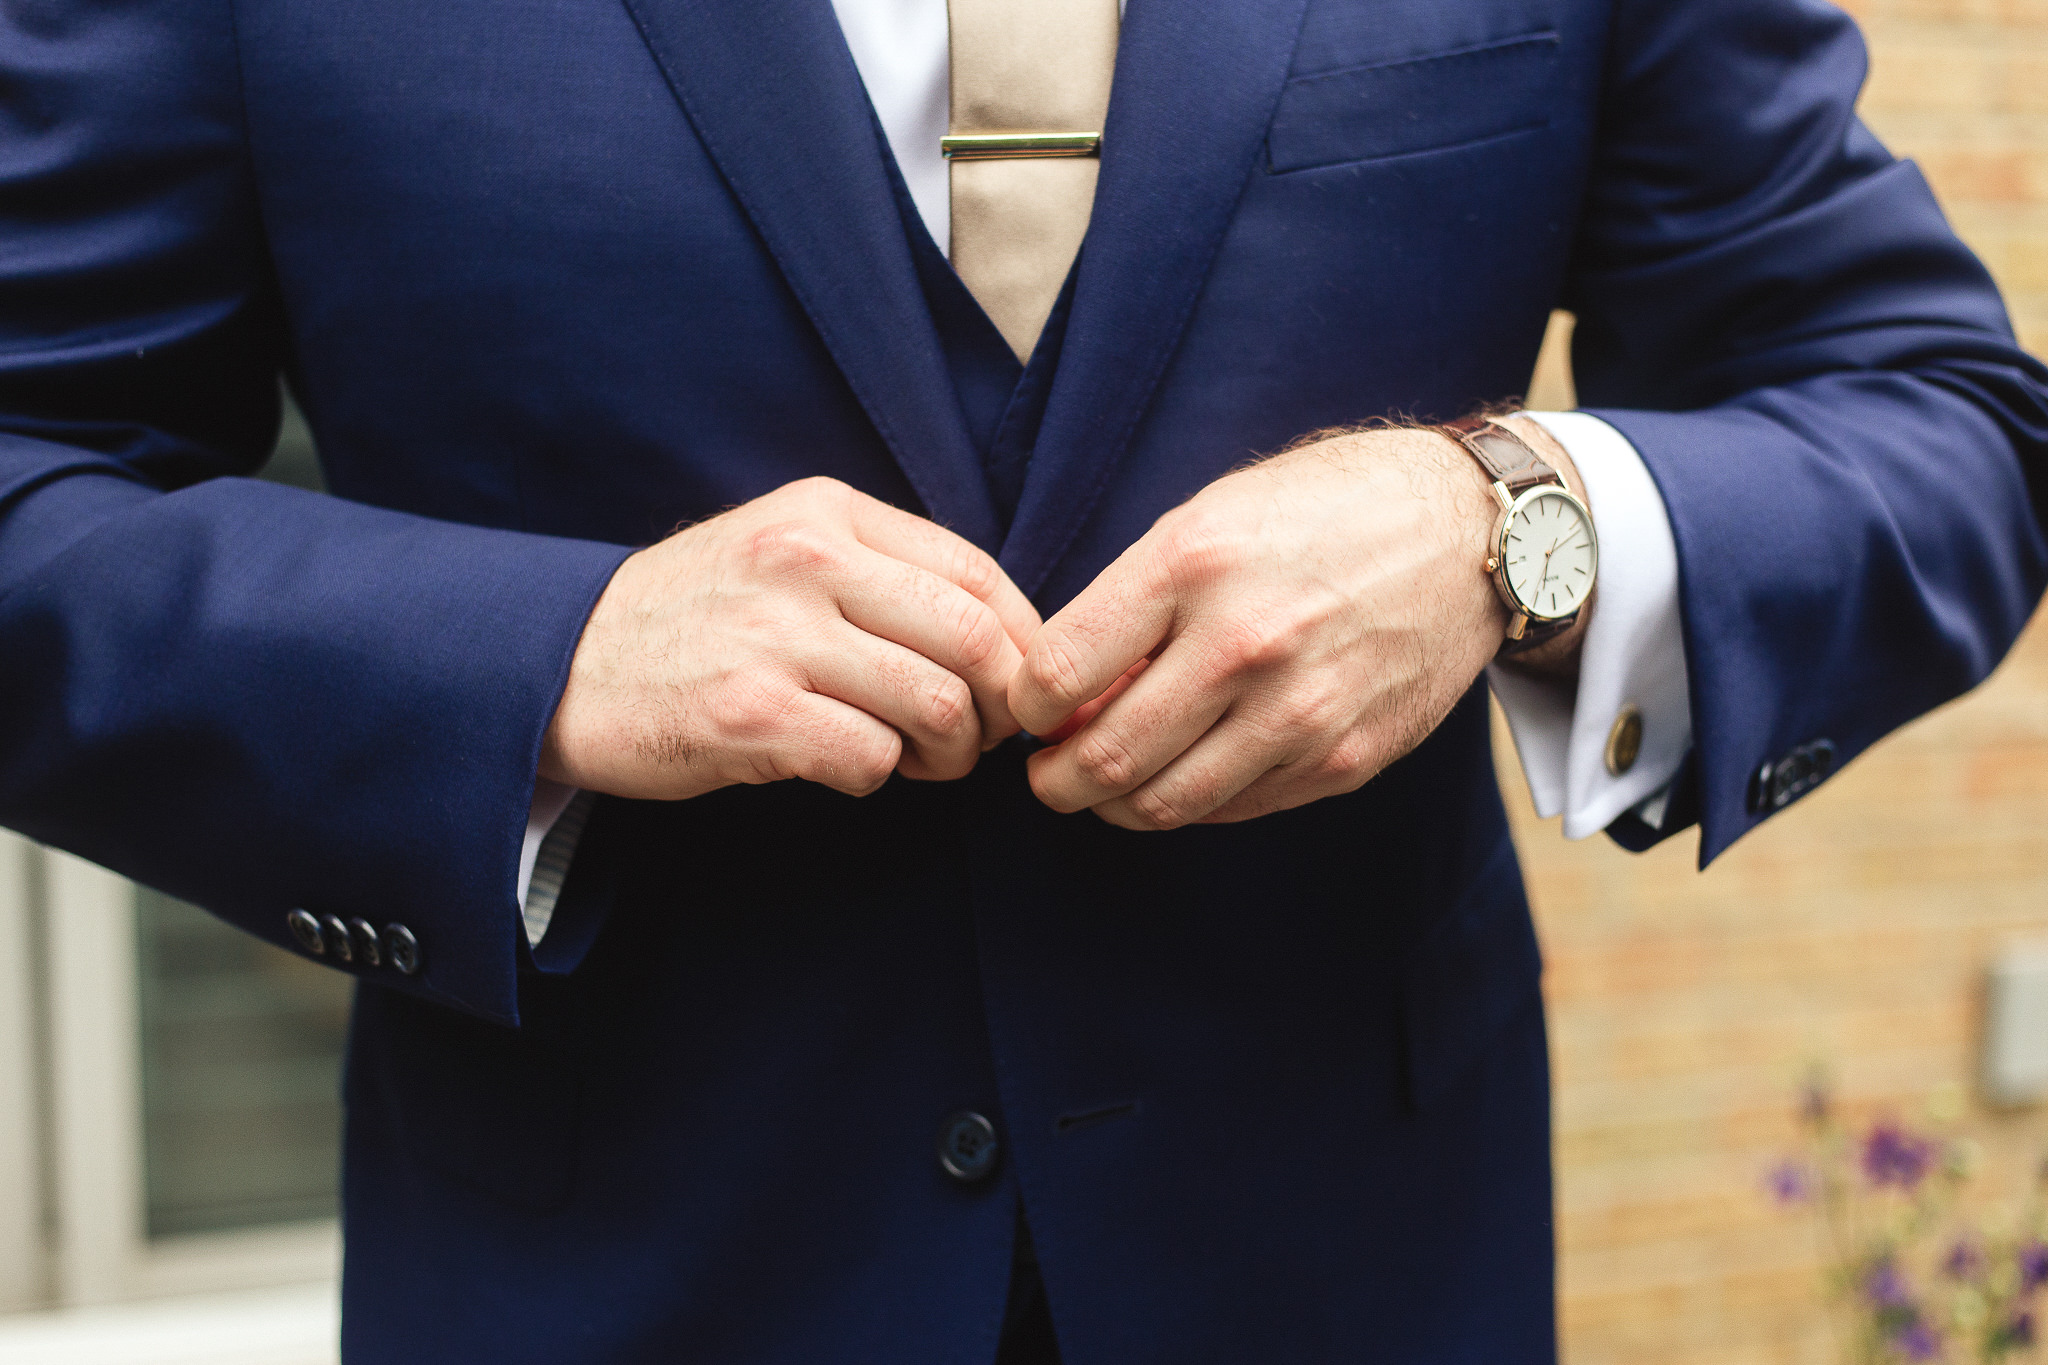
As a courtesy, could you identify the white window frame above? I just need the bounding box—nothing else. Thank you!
[0,831,45,1311]
[1,836,337,1312]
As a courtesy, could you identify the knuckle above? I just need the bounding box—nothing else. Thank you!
[1071,728,1140,792]
[920,673,974,740]
[1271,684,1342,739]
[1315,734,1375,787]
[716,677,796,743]
[949,601,1005,674]
[1126,784,1193,832]
[808,724,897,795]
[1207,614,1297,675]
[943,541,1002,602]
[1025,631,1092,708]
[852,731,901,792]
[1159,510,1242,588]
[741,520,842,577]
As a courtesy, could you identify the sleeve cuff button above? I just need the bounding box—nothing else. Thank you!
[286,909,325,956]
[382,924,422,976]
[318,913,354,963]
[347,918,384,968]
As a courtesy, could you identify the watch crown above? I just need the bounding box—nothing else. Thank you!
[1485,557,1499,572]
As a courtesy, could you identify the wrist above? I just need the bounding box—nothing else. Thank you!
[1415,427,1518,656]
[1490,414,1592,676]
[536,544,650,790]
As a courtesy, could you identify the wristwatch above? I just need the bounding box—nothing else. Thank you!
[1440,415,1598,656]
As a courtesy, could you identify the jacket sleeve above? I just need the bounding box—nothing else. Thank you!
[0,0,631,1024]
[1565,0,2048,863]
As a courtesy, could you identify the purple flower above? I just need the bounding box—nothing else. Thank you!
[2019,1242,2048,1294]
[1863,1123,1936,1189]
[1893,1318,1943,1361]
[1767,1160,1814,1205]
[1999,1312,2037,1350]
[1941,1238,1984,1281]
[1865,1256,1913,1310]
[1864,1259,1940,1357]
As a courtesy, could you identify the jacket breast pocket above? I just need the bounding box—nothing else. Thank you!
[1268,31,1561,174]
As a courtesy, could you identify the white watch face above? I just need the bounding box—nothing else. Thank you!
[1500,488,1596,621]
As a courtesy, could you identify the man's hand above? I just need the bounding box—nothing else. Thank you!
[541,477,1040,800]
[1008,418,1586,829]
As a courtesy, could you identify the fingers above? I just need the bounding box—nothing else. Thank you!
[775,688,906,797]
[800,621,985,780]
[1038,656,1149,745]
[1009,548,1176,737]
[1025,646,1233,813]
[1086,718,1268,831]
[833,546,1028,743]
[1089,717,1381,830]
[1193,731,1382,825]
[847,495,1041,651]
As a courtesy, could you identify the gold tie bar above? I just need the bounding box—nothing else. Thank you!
[940,132,1102,161]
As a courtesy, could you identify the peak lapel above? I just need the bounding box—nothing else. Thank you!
[999,0,1311,598]
[619,0,1002,550]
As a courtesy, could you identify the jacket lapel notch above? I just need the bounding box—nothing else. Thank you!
[617,0,1003,550]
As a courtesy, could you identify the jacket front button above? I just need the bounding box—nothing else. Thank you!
[938,1111,999,1183]
[286,909,325,956]
[382,923,422,976]
[318,913,353,963]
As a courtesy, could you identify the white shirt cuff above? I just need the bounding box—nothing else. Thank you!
[1487,410,1693,840]
[518,779,593,946]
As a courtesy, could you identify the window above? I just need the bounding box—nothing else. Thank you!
[0,400,346,1359]
[136,888,351,1240]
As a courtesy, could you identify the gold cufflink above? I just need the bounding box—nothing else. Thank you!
[940,132,1102,161]
[1606,705,1644,777]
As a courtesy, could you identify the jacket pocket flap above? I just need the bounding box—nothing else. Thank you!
[1269,31,1561,174]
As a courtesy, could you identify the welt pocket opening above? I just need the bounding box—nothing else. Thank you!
[1267,30,1563,176]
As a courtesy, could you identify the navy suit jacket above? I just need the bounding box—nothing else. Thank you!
[1,0,2044,1360]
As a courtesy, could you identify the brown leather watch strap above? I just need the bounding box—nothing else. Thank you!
[1500,606,1576,656]
[1440,415,1559,495]
[1440,415,1582,659]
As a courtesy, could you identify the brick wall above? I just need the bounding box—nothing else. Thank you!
[1853,0,2048,358]
[1521,5,2048,1359]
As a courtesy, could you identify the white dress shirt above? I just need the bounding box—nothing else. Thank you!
[516,0,1694,940]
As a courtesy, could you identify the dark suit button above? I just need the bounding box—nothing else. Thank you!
[1746,761,1775,815]
[938,1111,999,1183]
[347,918,383,968]
[383,923,422,976]
[286,909,325,955]
[1749,739,1838,814]
[319,913,353,963]
[1805,738,1837,779]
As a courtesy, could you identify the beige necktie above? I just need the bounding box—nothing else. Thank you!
[943,0,1119,362]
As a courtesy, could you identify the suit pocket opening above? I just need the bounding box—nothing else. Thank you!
[1268,31,1562,175]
